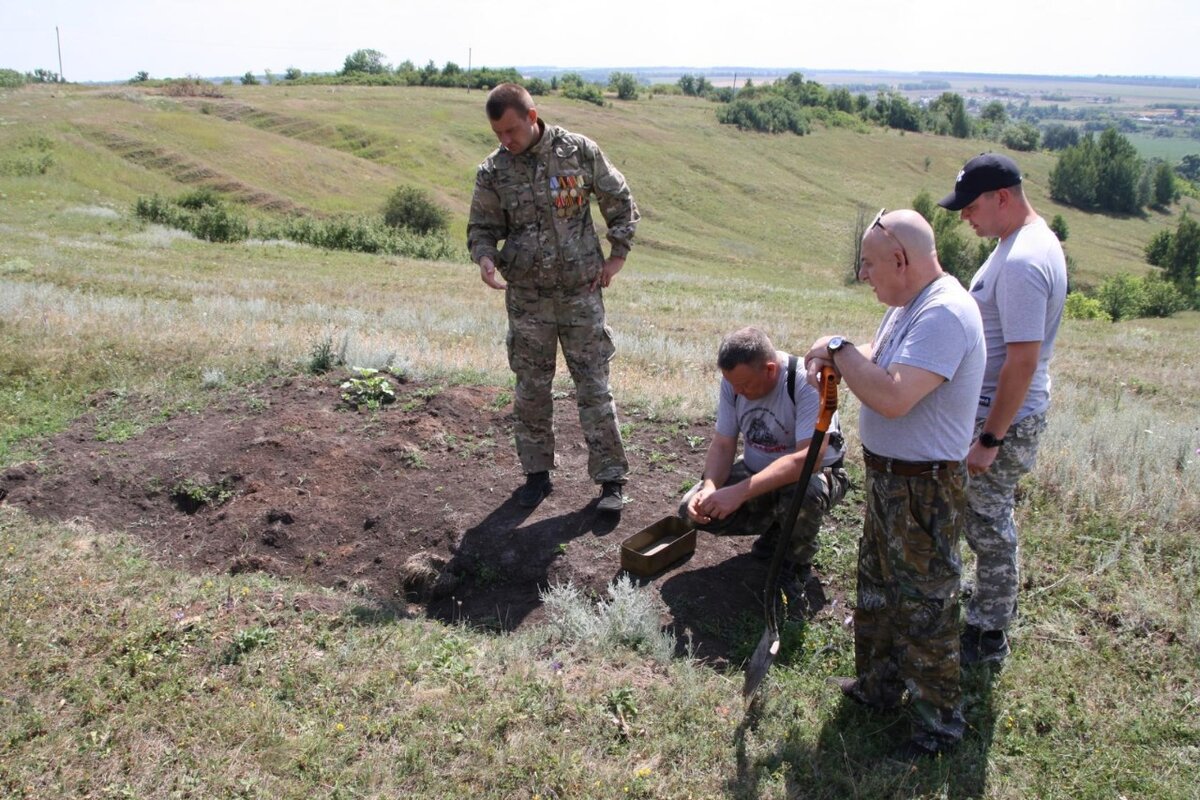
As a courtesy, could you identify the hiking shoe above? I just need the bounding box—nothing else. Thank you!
[961,623,1010,665]
[780,563,826,619]
[517,471,552,508]
[889,738,947,762]
[596,481,625,513]
[827,676,900,711]
[750,533,776,560]
[828,677,872,707]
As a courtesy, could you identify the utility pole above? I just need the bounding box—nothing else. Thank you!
[467,47,472,93]
[56,26,65,82]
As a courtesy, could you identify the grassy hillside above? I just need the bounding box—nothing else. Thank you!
[2,82,1199,798]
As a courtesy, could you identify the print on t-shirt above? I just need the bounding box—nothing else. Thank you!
[742,408,790,455]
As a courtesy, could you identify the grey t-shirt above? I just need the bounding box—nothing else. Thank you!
[715,351,844,474]
[860,275,986,462]
[968,217,1067,421]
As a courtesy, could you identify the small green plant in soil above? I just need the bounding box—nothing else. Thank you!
[340,368,395,410]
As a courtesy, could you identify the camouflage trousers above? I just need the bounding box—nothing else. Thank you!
[677,459,849,565]
[965,412,1047,631]
[505,285,627,483]
[855,462,966,750]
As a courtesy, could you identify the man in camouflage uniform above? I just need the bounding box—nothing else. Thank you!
[678,327,848,617]
[806,210,985,760]
[938,154,1067,664]
[468,83,639,512]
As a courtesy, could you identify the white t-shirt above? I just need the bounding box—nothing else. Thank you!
[860,275,986,462]
[968,217,1068,421]
[715,352,844,474]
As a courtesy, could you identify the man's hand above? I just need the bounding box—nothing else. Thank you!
[966,439,1000,476]
[589,255,625,292]
[804,336,838,388]
[478,256,506,290]
[701,483,749,520]
[686,484,716,525]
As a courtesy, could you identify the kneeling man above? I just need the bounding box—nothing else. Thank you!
[679,327,848,617]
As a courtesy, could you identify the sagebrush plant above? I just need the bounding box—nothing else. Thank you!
[541,574,676,661]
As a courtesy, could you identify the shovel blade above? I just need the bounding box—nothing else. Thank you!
[742,628,781,702]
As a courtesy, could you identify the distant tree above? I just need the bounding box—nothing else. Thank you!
[1145,229,1173,267]
[874,92,920,132]
[1001,122,1040,152]
[695,76,714,97]
[1050,214,1069,242]
[28,68,61,83]
[382,185,449,235]
[525,77,549,96]
[1095,128,1142,214]
[240,71,259,86]
[418,60,438,85]
[1164,214,1200,302]
[1138,272,1189,317]
[1042,123,1079,151]
[610,72,638,101]
[396,59,416,75]
[716,95,809,135]
[912,190,988,285]
[1049,135,1098,208]
[677,74,696,96]
[929,92,970,138]
[1177,154,1200,183]
[342,49,388,75]
[1153,162,1176,207]
[1096,273,1147,321]
[284,67,302,81]
[559,72,584,90]
[980,101,1008,126]
[130,70,150,83]
[0,68,25,88]
[442,61,461,76]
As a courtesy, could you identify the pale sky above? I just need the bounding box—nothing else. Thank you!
[2,0,1195,83]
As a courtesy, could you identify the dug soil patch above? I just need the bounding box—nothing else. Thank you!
[2,372,852,667]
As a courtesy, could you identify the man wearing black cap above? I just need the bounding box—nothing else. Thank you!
[938,153,1067,665]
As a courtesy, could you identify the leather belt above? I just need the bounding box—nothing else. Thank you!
[862,448,960,477]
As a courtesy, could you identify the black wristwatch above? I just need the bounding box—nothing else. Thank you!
[979,431,1005,448]
[827,337,852,359]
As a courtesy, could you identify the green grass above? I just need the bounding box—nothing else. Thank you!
[2,81,1199,798]
[1124,132,1200,163]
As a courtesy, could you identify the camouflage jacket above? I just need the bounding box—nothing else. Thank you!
[467,121,639,291]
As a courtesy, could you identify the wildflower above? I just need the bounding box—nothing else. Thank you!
[335,722,345,733]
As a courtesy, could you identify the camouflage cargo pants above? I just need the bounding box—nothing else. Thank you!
[965,412,1047,631]
[505,286,628,483]
[677,459,849,565]
[856,463,966,750]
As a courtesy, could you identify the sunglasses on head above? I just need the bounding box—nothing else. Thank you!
[870,208,909,266]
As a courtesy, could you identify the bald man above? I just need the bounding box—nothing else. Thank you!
[805,209,985,760]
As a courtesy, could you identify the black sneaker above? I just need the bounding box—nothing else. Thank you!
[596,481,625,513]
[779,563,826,619]
[517,471,551,508]
[828,677,872,707]
[889,738,946,762]
[750,533,776,560]
[961,623,1010,665]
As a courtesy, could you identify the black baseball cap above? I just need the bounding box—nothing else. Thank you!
[938,153,1022,211]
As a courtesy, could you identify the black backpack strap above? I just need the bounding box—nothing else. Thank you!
[787,355,798,405]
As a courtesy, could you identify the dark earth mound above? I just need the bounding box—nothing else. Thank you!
[1,372,854,667]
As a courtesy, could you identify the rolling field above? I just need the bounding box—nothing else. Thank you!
[2,82,1199,798]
